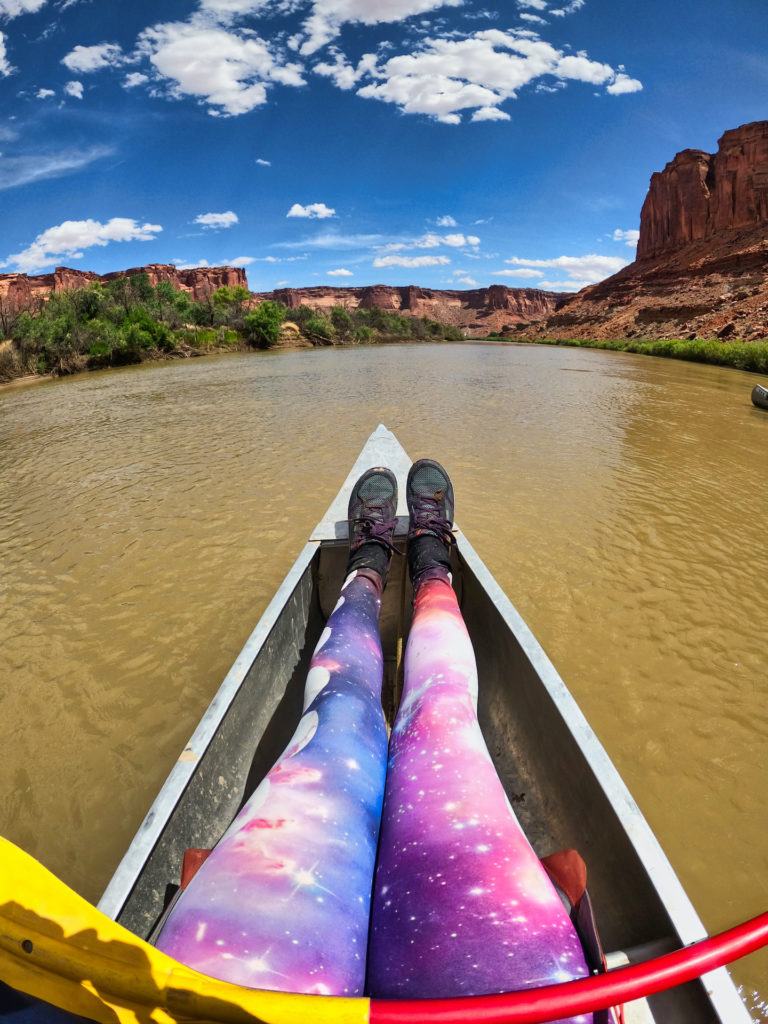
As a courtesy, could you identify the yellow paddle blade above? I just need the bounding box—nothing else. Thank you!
[0,837,369,1024]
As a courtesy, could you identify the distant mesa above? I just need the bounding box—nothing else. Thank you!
[523,120,768,342]
[0,266,568,337]
[0,264,248,306]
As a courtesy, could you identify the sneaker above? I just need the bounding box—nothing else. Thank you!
[406,458,455,584]
[347,466,398,580]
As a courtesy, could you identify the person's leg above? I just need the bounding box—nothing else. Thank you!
[367,461,591,1010]
[156,468,398,996]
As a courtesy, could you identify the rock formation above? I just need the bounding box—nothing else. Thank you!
[263,284,565,335]
[0,264,248,308]
[523,121,768,341]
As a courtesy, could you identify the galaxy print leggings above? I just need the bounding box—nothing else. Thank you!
[156,567,591,1014]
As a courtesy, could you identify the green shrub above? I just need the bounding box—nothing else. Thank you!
[243,300,285,349]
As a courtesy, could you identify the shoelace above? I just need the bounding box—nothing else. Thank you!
[411,493,455,547]
[350,501,398,554]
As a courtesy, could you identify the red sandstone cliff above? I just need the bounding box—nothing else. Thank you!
[0,264,248,307]
[262,284,564,335]
[522,121,768,341]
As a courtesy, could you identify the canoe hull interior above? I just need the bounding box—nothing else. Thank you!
[98,427,748,1024]
[105,541,732,1023]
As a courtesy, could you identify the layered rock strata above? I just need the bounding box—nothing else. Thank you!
[522,121,768,341]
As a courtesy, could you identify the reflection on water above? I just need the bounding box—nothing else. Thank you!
[1,343,766,1013]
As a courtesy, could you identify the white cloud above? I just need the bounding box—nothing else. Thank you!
[504,253,628,285]
[123,72,148,88]
[5,217,162,273]
[36,87,55,98]
[255,157,271,166]
[62,42,125,73]
[606,72,642,95]
[492,267,544,278]
[228,255,254,265]
[198,0,270,20]
[327,267,353,276]
[519,13,546,25]
[436,214,457,226]
[194,210,239,229]
[385,231,480,251]
[320,28,641,124]
[453,271,479,286]
[295,0,463,57]
[612,227,639,247]
[0,0,46,17]
[276,231,381,250]
[0,145,112,191]
[472,105,510,121]
[287,201,336,219]
[0,31,12,76]
[136,20,305,117]
[373,254,451,268]
[64,80,83,99]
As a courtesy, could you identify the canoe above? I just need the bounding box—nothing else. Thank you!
[752,383,768,409]
[1,425,756,1023]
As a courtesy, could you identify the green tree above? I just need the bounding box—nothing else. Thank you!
[243,300,285,349]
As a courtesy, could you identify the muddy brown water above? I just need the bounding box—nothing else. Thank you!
[1,343,766,1015]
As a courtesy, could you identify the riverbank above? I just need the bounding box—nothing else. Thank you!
[493,335,768,374]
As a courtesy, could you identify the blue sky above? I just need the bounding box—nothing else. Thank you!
[0,0,766,292]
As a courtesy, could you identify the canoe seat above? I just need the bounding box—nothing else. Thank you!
[542,848,620,1024]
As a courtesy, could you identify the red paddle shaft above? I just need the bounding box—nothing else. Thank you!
[370,911,768,1024]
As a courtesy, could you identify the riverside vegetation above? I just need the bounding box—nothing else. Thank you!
[489,333,768,374]
[0,274,463,382]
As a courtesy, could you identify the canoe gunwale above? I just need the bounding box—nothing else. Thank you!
[454,530,750,1023]
[97,540,319,921]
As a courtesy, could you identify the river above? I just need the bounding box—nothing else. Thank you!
[1,343,766,1015]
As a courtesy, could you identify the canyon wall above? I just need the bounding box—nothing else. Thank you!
[260,284,565,335]
[520,121,768,342]
[0,264,248,306]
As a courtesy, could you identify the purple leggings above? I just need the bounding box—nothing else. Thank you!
[156,568,590,1013]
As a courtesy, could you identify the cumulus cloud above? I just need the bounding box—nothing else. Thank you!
[255,157,271,166]
[287,201,336,219]
[0,0,46,17]
[198,0,271,19]
[123,72,148,88]
[36,87,55,98]
[606,72,642,95]
[436,214,457,226]
[453,271,479,286]
[503,253,628,286]
[174,254,254,267]
[4,217,162,273]
[373,254,451,268]
[317,28,642,124]
[194,210,239,229]
[136,20,305,116]
[62,42,125,73]
[294,0,463,57]
[0,31,12,76]
[612,227,639,247]
[385,231,480,251]
[327,267,353,276]
[64,80,83,99]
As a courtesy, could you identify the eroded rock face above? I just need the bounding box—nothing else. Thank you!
[518,121,768,342]
[638,121,768,259]
[253,284,565,335]
[0,264,249,306]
